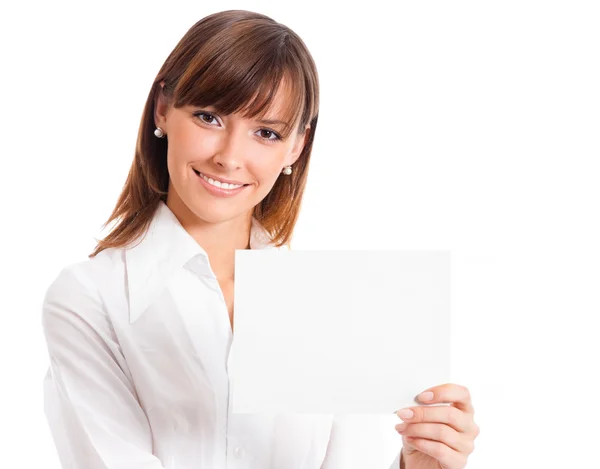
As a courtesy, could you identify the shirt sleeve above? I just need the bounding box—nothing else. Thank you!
[42,265,166,469]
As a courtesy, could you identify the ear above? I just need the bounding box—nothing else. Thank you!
[287,125,311,166]
[154,81,170,130]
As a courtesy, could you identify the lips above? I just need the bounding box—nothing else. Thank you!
[192,169,249,187]
[192,168,251,198]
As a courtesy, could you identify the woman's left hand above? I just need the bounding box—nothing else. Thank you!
[395,383,480,469]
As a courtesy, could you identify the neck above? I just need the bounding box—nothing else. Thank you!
[166,197,252,280]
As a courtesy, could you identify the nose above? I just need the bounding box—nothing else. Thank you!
[212,126,245,171]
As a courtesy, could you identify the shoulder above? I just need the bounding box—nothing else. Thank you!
[44,247,123,299]
[41,248,125,331]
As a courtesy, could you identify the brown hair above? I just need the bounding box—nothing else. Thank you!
[89,9,319,258]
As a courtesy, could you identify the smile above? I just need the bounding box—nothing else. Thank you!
[193,169,247,190]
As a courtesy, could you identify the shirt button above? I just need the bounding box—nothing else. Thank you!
[233,446,246,459]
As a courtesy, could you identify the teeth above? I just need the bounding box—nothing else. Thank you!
[199,172,243,190]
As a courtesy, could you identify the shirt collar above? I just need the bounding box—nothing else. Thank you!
[125,200,278,324]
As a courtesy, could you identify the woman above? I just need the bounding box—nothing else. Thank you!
[42,10,479,469]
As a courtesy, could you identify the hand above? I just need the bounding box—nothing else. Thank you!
[394,383,479,469]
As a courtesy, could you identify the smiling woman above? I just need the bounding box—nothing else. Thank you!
[40,8,453,469]
[39,7,481,469]
[89,10,319,255]
[41,9,348,469]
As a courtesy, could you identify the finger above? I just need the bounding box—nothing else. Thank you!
[400,435,419,456]
[396,404,473,433]
[395,422,474,455]
[414,383,474,414]
[403,436,468,469]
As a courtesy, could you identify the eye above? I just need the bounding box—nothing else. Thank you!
[194,111,220,126]
[256,129,282,143]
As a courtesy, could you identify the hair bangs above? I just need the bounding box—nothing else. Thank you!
[237,68,306,139]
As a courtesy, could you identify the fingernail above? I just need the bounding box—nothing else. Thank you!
[397,409,414,419]
[417,391,434,402]
[396,423,407,432]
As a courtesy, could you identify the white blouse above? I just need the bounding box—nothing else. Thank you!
[42,200,403,469]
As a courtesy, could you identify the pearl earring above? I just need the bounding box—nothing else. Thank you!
[282,166,292,175]
[154,127,165,138]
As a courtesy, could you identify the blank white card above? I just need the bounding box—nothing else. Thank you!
[230,250,451,414]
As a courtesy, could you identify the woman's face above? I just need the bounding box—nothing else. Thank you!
[155,80,309,225]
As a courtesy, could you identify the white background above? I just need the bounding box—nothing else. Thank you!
[1,0,598,467]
